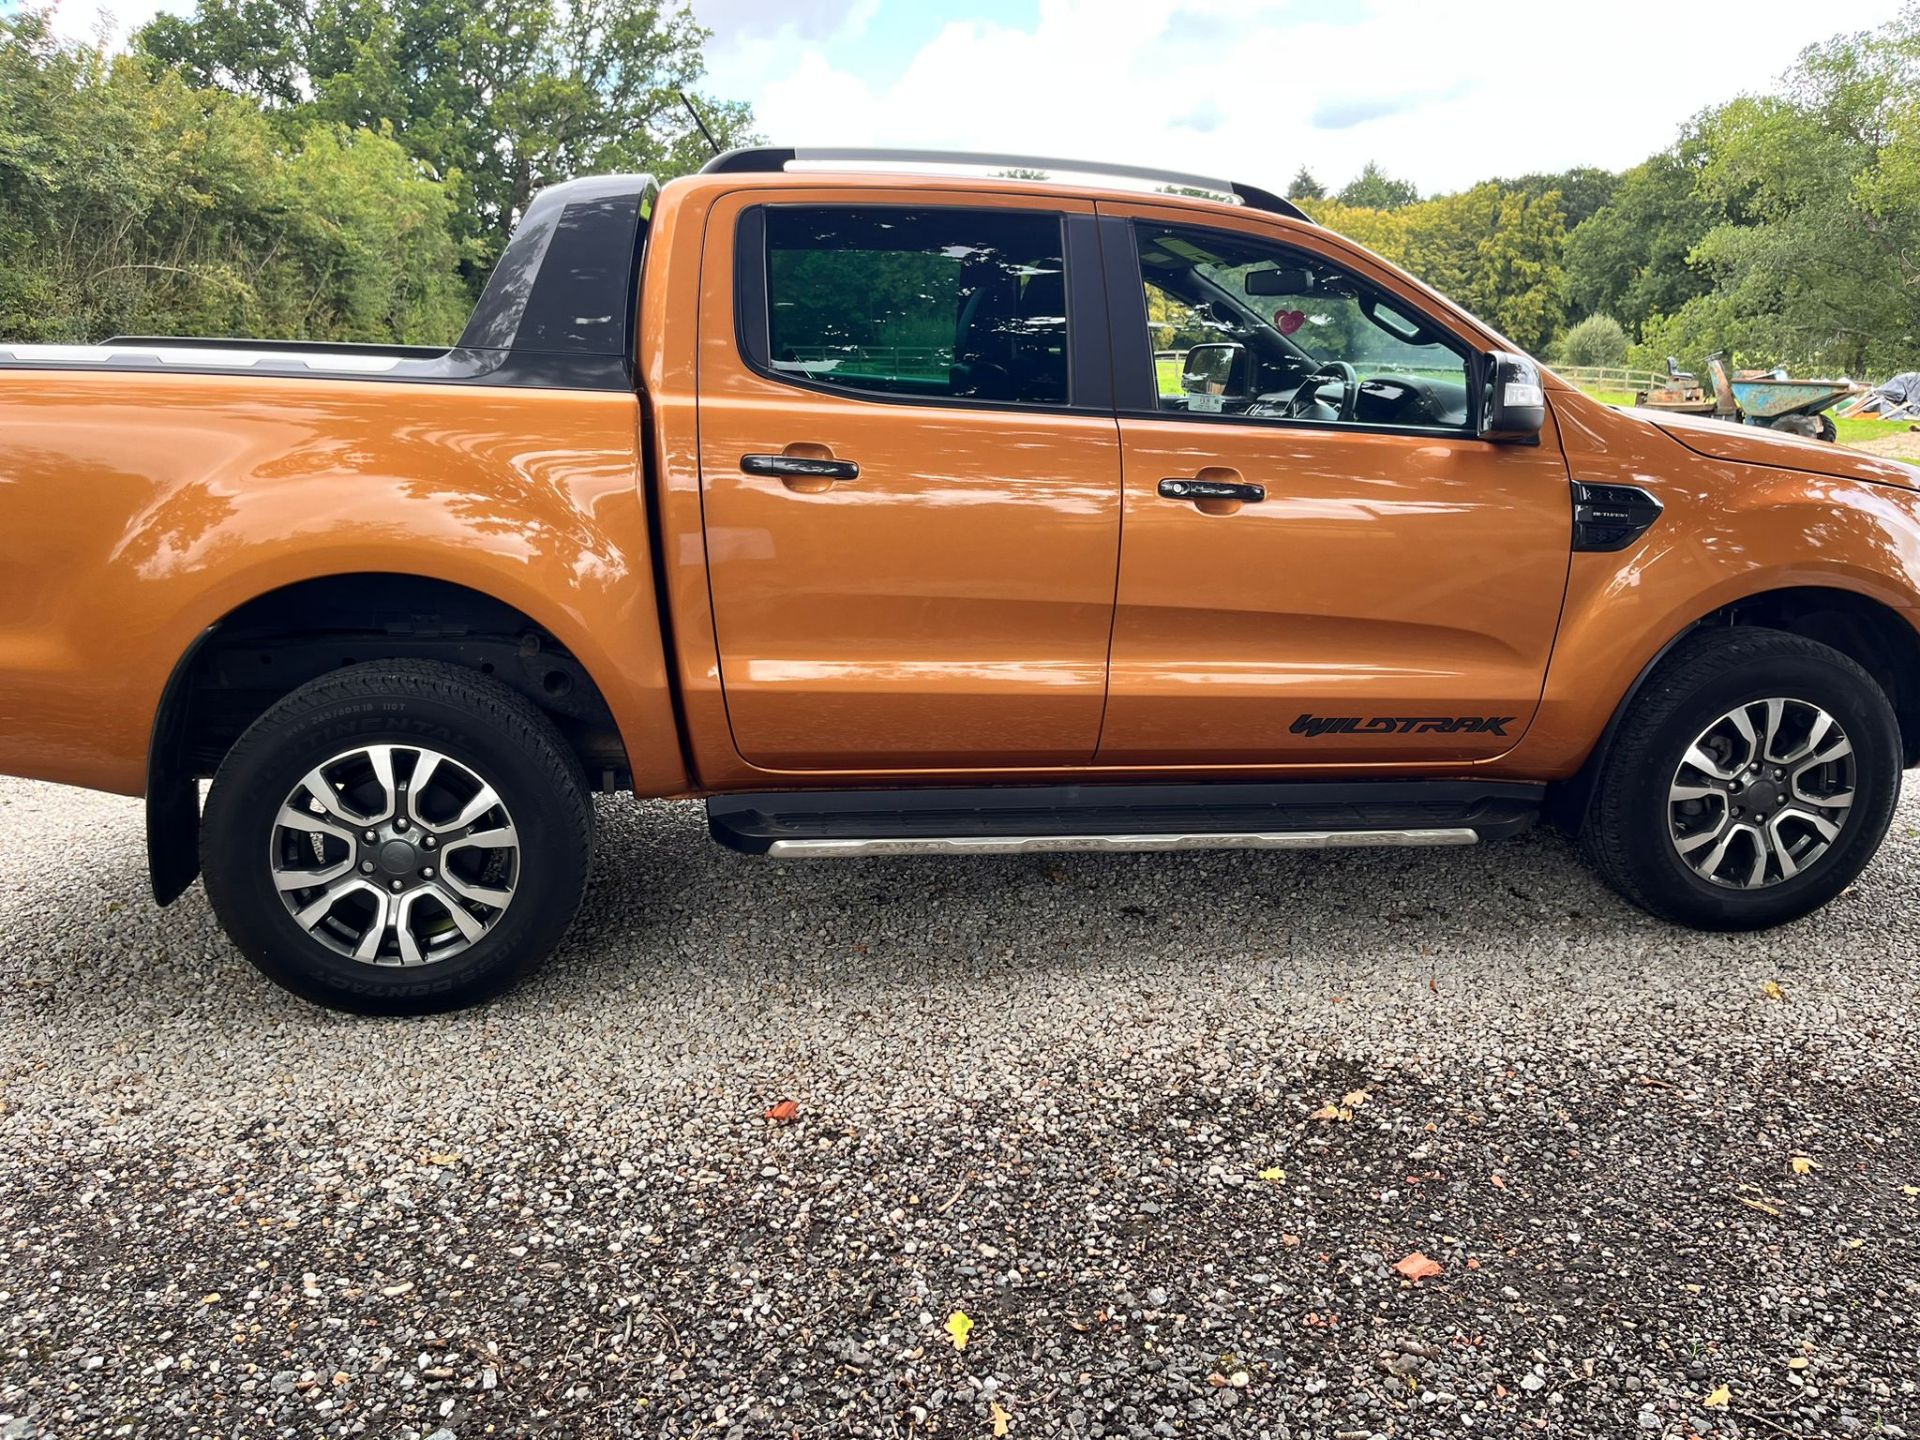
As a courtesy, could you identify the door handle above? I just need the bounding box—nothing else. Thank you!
[1158,477,1264,503]
[742,449,859,492]
[1158,469,1264,514]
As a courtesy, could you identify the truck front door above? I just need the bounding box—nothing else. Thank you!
[1091,202,1573,767]
[696,190,1120,771]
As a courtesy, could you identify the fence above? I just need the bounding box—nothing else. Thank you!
[1550,364,1661,394]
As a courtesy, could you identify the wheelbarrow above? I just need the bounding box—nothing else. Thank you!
[1705,352,1865,443]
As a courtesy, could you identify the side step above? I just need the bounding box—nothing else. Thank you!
[708,780,1543,858]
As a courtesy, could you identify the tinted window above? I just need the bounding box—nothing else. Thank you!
[1137,221,1470,430]
[764,207,1068,406]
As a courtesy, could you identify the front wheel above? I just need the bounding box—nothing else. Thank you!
[202,660,593,1013]
[1582,629,1900,930]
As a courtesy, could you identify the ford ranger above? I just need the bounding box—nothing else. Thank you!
[4,147,1918,1013]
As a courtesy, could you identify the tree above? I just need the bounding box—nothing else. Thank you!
[136,0,755,270]
[1286,166,1326,201]
[1499,166,1618,228]
[1336,160,1418,210]
[1674,11,1920,374]
[1400,183,1567,354]
[0,9,468,344]
[1552,314,1630,369]
[1562,145,1716,338]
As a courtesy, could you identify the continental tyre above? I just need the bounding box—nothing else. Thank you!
[202,660,592,1014]
[1582,628,1899,930]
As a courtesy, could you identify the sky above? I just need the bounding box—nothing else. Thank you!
[41,0,1911,196]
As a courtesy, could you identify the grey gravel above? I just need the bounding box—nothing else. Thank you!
[2,774,1919,1437]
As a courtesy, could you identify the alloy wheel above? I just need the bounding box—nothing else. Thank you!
[268,744,520,965]
[1667,698,1855,889]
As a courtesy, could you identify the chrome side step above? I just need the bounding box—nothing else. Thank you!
[765,828,1479,858]
[709,780,1543,857]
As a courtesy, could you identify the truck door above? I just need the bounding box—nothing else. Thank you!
[1092,202,1572,766]
[696,190,1120,770]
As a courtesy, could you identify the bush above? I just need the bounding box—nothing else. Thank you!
[1552,314,1629,369]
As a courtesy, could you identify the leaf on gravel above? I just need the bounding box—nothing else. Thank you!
[1791,1156,1819,1175]
[1762,980,1785,1002]
[1342,1088,1370,1108]
[945,1311,974,1351]
[1902,1185,1920,1198]
[422,1152,461,1166]
[763,1099,799,1124]
[1308,1103,1352,1123]
[991,1400,1011,1436]
[1393,1252,1443,1283]
[1738,1197,1782,1217]
[1257,1167,1285,1183]
[1704,1384,1731,1408]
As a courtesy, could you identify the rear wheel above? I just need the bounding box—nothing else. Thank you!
[1582,629,1899,930]
[202,660,592,1013]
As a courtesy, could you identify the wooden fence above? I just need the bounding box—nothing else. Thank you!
[1550,364,1661,393]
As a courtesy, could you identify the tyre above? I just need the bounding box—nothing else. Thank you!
[202,660,593,1014]
[1582,629,1900,930]
[1816,413,1839,444]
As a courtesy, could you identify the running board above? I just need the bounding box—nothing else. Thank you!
[707,780,1542,858]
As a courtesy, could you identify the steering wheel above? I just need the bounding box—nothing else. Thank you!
[1285,361,1360,422]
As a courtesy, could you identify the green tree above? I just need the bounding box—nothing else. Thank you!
[1499,166,1618,228]
[1562,145,1716,338]
[1552,314,1629,369]
[1337,160,1418,210]
[0,9,466,343]
[1400,183,1567,354]
[1286,165,1326,201]
[136,0,755,269]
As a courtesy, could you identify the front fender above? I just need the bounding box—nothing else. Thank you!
[1504,448,1920,778]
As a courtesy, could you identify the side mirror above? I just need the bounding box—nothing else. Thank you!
[1182,342,1248,399]
[1477,350,1545,443]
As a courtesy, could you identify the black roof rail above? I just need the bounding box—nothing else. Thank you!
[699,146,1312,223]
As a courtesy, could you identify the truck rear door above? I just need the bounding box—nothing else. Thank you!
[695,189,1120,770]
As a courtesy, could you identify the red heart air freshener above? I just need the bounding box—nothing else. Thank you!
[1276,309,1305,336]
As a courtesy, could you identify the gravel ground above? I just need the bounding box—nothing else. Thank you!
[2,774,1919,1440]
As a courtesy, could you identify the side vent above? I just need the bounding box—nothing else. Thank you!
[1572,481,1664,553]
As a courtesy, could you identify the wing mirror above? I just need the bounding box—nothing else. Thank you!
[1181,342,1249,399]
[1477,350,1545,443]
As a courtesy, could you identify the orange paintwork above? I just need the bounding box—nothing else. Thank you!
[0,374,684,797]
[4,167,1920,805]
[693,186,1118,769]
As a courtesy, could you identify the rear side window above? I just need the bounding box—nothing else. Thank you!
[761,207,1068,406]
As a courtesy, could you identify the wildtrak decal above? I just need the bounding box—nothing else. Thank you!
[1291,714,1516,738]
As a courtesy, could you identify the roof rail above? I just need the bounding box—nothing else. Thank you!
[699,146,1312,223]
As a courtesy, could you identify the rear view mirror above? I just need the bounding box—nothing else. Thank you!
[1244,267,1315,297]
[1477,350,1545,443]
[1181,342,1249,398]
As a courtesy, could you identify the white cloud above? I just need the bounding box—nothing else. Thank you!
[43,0,1908,195]
[702,0,1907,195]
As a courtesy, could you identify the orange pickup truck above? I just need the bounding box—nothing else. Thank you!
[5,148,1919,1013]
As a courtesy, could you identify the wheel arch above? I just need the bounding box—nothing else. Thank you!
[147,569,674,905]
[1547,583,1920,832]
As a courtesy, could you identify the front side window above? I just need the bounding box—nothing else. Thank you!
[1137,221,1469,430]
[763,207,1068,406]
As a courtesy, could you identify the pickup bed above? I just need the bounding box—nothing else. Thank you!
[5,146,1920,1012]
